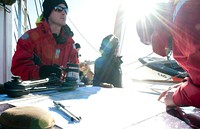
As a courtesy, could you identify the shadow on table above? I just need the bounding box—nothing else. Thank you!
[0,86,102,103]
[35,86,102,101]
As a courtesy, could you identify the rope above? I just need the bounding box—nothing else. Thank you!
[27,13,31,29]
[67,16,99,54]
[34,0,39,17]
[14,4,18,18]
[38,0,43,12]
[122,52,154,67]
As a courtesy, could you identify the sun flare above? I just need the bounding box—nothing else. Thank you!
[120,0,169,20]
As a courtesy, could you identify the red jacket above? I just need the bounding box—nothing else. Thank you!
[171,0,200,108]
[137,0,200,107]
[11,20,79,80]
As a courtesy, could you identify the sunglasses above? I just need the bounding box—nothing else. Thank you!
[54,6,68,14]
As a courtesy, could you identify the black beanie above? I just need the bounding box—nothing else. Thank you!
[43,0,68,19]
[75,43,81,49]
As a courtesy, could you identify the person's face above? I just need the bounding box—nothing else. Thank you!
[48,4,67,26]
[76,48,80,52]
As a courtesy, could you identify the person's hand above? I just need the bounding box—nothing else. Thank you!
[158,87,177,107]
[60,67,67,80]
[158,90,169,102]
[39,65,62,79]
[100,83,114,88]
[158,83,181,101]
[164,90,176,107]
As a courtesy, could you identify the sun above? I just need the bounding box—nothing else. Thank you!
[134,1,157,19]
[119,0,169,20]
[113,0,171,62]
[113,0,168,39]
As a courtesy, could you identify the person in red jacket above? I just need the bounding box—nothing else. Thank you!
[137,0,200,108]
[11,0,79,80]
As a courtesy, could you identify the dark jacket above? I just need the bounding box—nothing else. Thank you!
[93,55,123,88]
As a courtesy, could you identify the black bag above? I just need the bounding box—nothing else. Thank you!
[0,0,16,5]
[167,106,200,129]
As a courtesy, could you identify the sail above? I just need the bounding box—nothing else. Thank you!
[113,0,126,56]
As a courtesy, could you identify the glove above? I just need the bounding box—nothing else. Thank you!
[100,83,114,88]
[39,65,62,79]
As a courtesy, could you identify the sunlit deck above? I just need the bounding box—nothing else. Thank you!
[0,74,192,129]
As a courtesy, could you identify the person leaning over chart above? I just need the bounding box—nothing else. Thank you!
[136,0,200,108]
[11,0,79,81]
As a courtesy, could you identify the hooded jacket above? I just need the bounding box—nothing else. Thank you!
[11,20,79,80]
[93,55,123,88]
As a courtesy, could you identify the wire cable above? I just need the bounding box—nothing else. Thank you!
[38,0,43,13]
[27,13,32,29]
[34,0,39,17]
[122,52,154,68]
[67,16,100,54]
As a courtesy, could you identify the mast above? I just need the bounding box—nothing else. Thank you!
[17,0,22,37]
[3,3,7,83]
[23,0,28,31]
